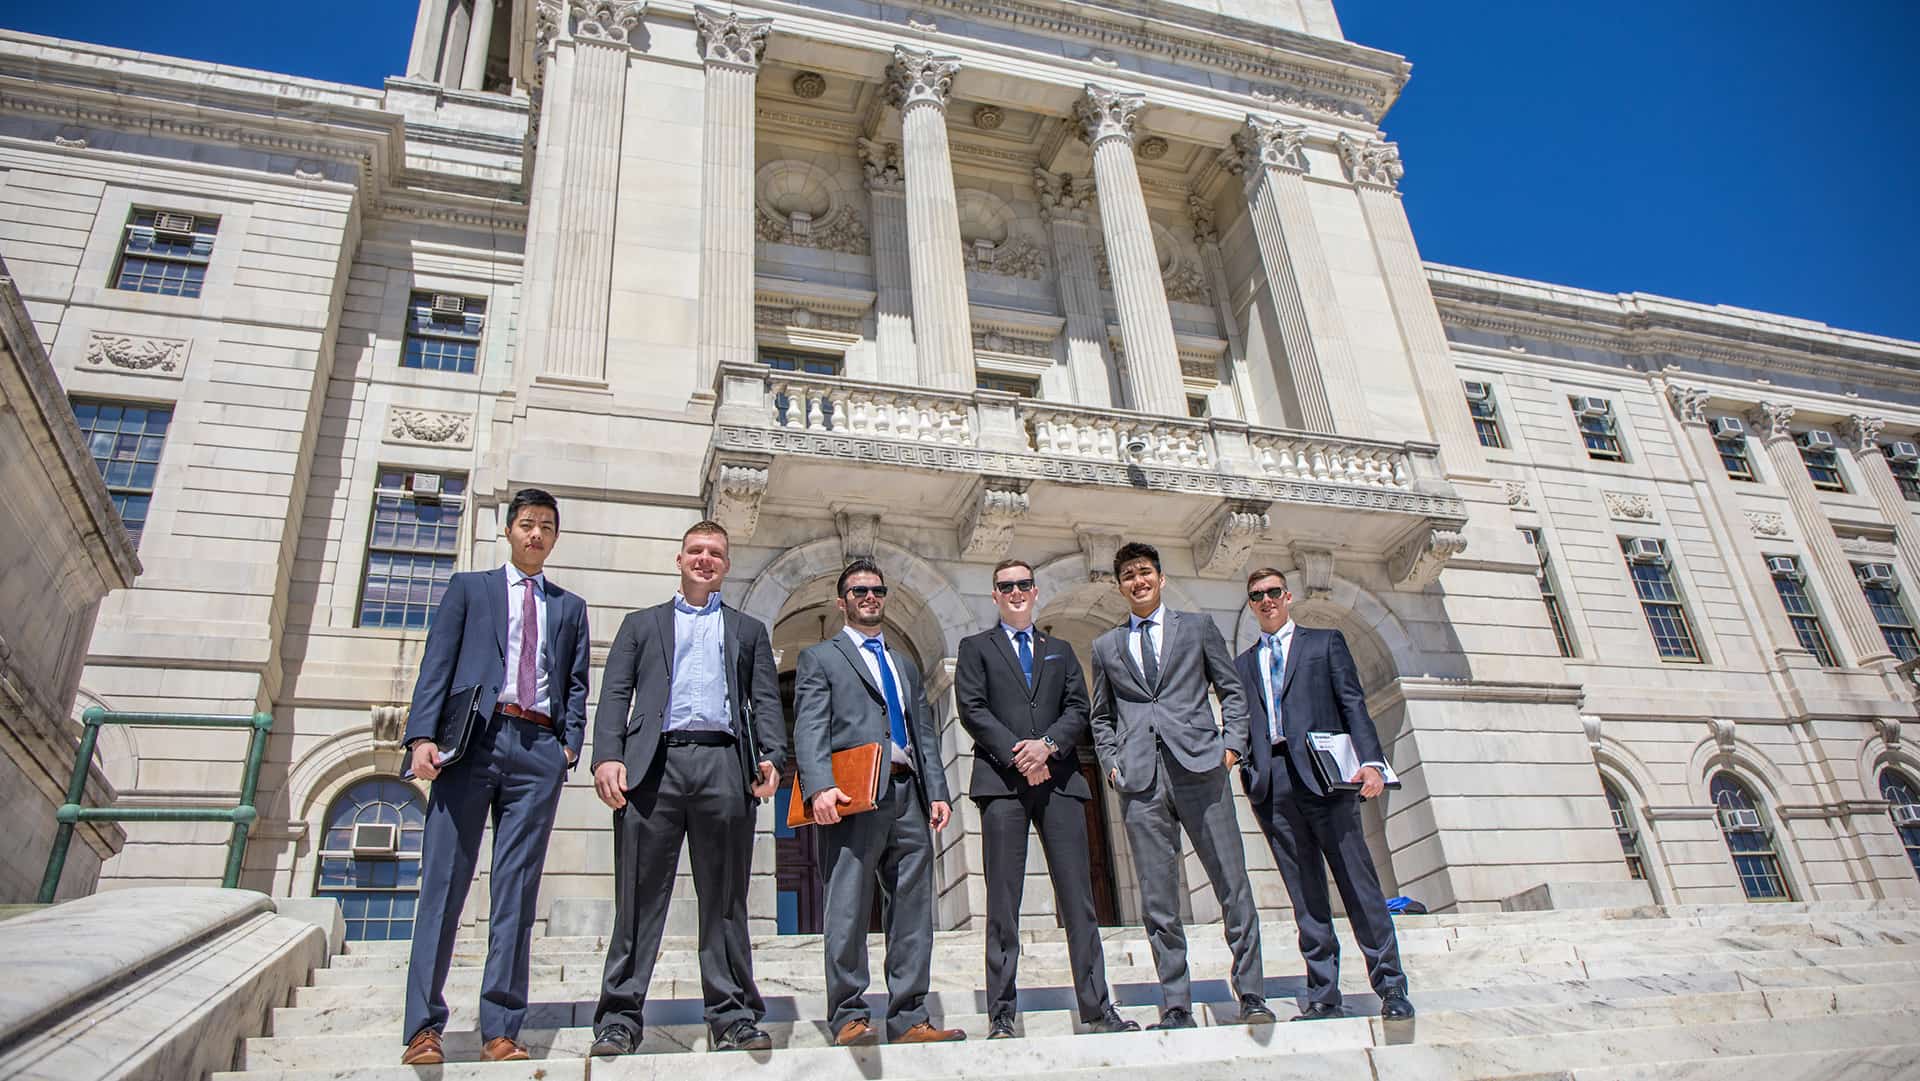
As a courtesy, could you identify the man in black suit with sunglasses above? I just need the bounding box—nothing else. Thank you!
[956,559,1140,1040]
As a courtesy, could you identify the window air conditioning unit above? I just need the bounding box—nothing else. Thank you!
[152,211,196,236]
[408,473,442,502]
[1710,416,1745,441]
[1608,807,1629,831]
[1893,804,1920,828]
[1860,563,1898,589]
[1463,380,1492,401]
[1574,396,1612,418]
[430,294,466,317]
[1799,429,1835,450]
[1767,556,1801,580]
[1717,807,1763,832]
[1625,538,1666,564]
[1889,441,1920,463]
[350,822,399,858]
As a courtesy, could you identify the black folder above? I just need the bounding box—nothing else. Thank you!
[1305,731,1402,795]
[431,684,487,770]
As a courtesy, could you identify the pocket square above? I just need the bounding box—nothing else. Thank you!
[1043,653,1067,660]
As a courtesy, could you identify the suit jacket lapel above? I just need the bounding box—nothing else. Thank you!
[1278,626,1305,700]
[831,633,884,701]
[1115,623,1149,693]
[721,605,742,726]
[541,578,562,675]
[487,567,508,659]
[989,628,1033,697]
[1149,611,1179,695]
[1027,630,1048,700]
[653,602,676,682]
[1240,648,1270,729]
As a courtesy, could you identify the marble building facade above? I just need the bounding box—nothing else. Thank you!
[0,0,1914,934]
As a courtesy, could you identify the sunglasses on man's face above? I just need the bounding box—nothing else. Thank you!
[993,578,1037,594]
[1248,587,1289,603]
[846,585,889,599]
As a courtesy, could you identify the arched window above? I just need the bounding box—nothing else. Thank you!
[314,777,426,941]
[1880,768,1920,881]
[1601,778,1647,882]
[1710,773,1792,900]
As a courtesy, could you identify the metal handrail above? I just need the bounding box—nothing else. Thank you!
[38,707,273,903]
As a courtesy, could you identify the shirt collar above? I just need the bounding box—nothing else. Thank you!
[1265,620,1296,650]
[674,591,723,615]
[1129,605,1168,632]
[1000,621,1035,640]
[842,624,884,649]
[505,563,543,589]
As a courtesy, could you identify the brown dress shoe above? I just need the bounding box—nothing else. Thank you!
[895,1022,966,1044]
[401,1028,443,1066]
[834,1018,878,1047]
[481,1037,531,1062]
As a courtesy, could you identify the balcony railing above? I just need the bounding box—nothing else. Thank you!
[768,375,973,445]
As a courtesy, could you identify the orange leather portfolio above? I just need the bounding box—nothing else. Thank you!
[786,741,887,828]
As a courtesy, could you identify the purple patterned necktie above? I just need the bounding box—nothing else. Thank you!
[517,577,538,709]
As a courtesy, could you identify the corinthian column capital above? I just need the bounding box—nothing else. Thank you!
[694,5,771,70]
[570,0,647,45]
[858,137,904,193]
[1748,401,1796,442]
[886,46,960,111]
[1666,383,1712,425]
[1337,132,1404,190]
[1848,414,1888,452]
[1033,168,1092,223]
[1229,115,1308,176]
[1075,84,1145,148]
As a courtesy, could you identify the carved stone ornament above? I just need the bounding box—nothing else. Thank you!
[1229,115,1308,176]
[791,70,826,98]
[53,126,88,149]
[1603,490,1655,522]
[1748,401,1796,442]
[370,705,408,748]
[1745,511,1786,537]
[1336,133,1404,190]
[386,407,474,448]
[1074,84,1145,148]
[1847,414,1887,452]
[1388,525,1467,591]
[753,304,859,334]
[962,234,1050,279]
[836,509,881,562]
[1666,384,1711,425]
[1162,257,1210,305]
[1187,191,1218,246]
[1290,545,1335,599]
[1193,502,1270,579]
[572,0,647,45]
[755,204,870,255]
[693,6,771,70]
[886,47,961,111]
[858,138,904,194]
[1136,135,1169,160]
[1033,169,1092,224]
[972,104,1003,130]
[1880,716,1902,749]
[1708,717,1737,755]
[1581,714,1603,753]
[1838,533,1897,559]
[1078,529,1121,582]
[1503,480,1531,509]
[959,480,1029,559]
[85,333,187,378]
[707,457,770,541]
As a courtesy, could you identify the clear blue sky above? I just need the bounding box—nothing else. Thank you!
[8,0,1916,341]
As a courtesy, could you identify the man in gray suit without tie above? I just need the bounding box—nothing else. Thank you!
[1088,541,1272,1030]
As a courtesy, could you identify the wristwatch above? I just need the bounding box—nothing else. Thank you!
[1041,736,1058,756]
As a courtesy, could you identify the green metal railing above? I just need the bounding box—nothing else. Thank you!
[38,707,273,903]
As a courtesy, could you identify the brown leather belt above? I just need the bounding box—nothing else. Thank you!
[891,762,914,778]
[499,702,553,728]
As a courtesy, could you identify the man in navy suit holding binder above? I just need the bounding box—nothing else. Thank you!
[1237,567,1412,1022]
[398,488,592,1065]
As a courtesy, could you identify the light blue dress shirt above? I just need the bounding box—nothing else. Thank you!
[666,591,731,734]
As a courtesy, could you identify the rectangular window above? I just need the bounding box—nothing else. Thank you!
[1715,429,1754,481]
[1883,444,1920,502]
[977,372,1040,398]
[759,347,842,375]
[70,398,172,547]
[1519,527,1575,657]
[401,292,487,374]
[1465,381,1505,448]
[358,469,466,629]
[1620,537,1702,662]
[1768,557,1838,666]
[1570,396,1625,461]
[1856,562,1920,661]
[1185,394,1211,419]
[1799,436,1847,492]
[113,209,217,298]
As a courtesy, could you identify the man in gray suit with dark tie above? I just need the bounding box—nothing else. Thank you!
[1088,541,1272,1030]
[792,559,966,1046]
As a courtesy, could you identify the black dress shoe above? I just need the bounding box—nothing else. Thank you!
[1239,995,1277,1024]
[1379,992,1416,1021]
[1147,1007,1196,1030]
[713,1019,774,1051]
[1291,1001,1346,1022]
[1084,1006,1141,1034]
[987,1013,1016,1040]
[590,1025,638,1056]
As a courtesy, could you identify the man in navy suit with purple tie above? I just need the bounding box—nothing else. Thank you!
[399,488,592,1065]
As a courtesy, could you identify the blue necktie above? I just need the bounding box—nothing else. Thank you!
[1267,634,1286,745]
[1015,630,1034,687]
[863,637,910,751]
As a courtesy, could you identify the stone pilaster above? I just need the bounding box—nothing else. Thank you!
[407,0,446,79]
[1034,168,1113,407]
[692,6,771,397]
[1845,415,1920,602]
[886,47,974,392]
[1187,191,1252,419]
[534,0,647,387]
[1075,85,1185,417]
[1339,133,1485,472]
[1750,402,1895,666]
[460,0,496,90]
[860,138,917,386]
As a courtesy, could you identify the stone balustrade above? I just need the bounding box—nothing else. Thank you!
[1023,404,1214,469]
[1248,429,1412,488]
[766,372,975,445]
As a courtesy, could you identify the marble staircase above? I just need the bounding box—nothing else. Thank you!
[216,900,1920,1080]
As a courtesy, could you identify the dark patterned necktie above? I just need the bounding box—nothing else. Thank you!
[517,577,538,708]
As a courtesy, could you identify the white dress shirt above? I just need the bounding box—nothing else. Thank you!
[1126,604,1168,674]
[501,563,551,716]
[1257,620,1295,747]
[842,625,913,767]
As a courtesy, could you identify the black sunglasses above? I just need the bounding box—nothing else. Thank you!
[993,578,1037,594]
[1247,587,1289,603]
[846,585,890,599]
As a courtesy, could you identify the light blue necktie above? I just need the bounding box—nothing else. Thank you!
[862,637,910,751]
[1267,633,1286,745]
[1015,630,1034,687]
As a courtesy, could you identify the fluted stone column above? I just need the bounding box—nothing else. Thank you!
[1034,168,1113,408]
[1846,415,1920,594]
[1340,133,1485,471]
[1664,384,1806,662]
[536,0,646,386]
[460,0,496,90]
[1187,191,1252,418]
[1075,85,1185,417]
[860,138,917,386]
[1226,116,1360,434]
[692,6,771,397]
[407,0,448,80]
[886,47,974,392]
[1751,402,1895,666]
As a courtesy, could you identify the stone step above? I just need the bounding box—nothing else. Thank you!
[1566,1044,1920,1081]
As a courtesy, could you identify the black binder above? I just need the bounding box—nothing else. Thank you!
[431,684,487,770]
[741,698,764,800]
[1305,731,1402,795]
